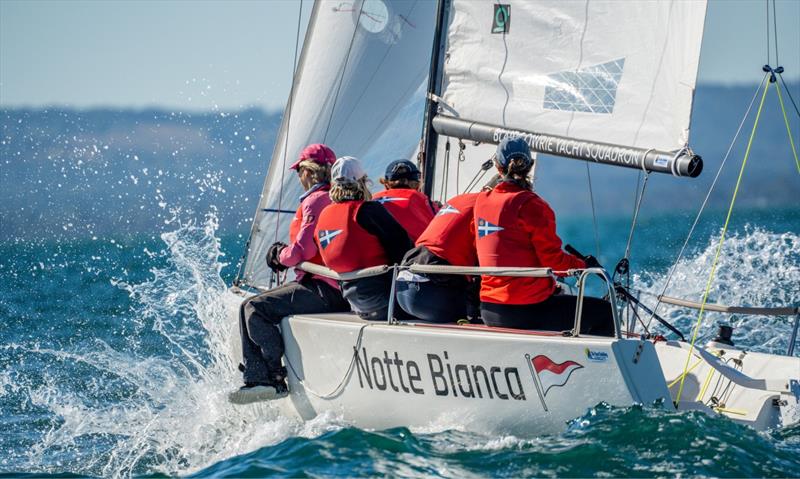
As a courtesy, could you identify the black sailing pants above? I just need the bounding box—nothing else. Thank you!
[481,294,616,336]
[239,276,350,384]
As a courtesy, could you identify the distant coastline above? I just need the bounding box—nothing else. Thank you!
[1,83,797,240]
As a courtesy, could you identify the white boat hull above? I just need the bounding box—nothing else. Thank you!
[279,313,672,435]
[227,293,799,434]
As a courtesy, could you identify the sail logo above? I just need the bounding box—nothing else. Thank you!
[375,196,409,204]
[526,354,583,411]
[436,204,460,216]
[477,218,504,237]
[492,4,510,34]
[317,229,343,249]
[543,58,625,114]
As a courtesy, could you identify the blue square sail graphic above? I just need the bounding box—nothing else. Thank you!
[543,58,625,114]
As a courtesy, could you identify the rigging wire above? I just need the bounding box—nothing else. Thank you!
[772,0,780,67]
[674,79,772,407]
[440,139,451,202]
[645,75,768,331]
[765,0,771,65]
[775,81,800,174]
[323,1,366,143]
[233,0,304,286]
[585,162,601,258]
[273,0,305,247]
[778,73,800,119]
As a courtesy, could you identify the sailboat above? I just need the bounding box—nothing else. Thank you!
[231,0,799,435]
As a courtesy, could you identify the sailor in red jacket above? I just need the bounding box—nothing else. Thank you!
[315,156,412,320]
[372,160,437,241]
[474,137,614,335]
[396,175,501,323]
[231,144,350,405]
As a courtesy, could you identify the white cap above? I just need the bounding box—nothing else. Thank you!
[331,156,366,184]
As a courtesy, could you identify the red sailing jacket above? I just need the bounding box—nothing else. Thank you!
[474,182,585,305]
[315,200,389,273]
[416,193,479,266]
[372,188,435,241]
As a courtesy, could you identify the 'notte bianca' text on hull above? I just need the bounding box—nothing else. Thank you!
[354,347,527,401]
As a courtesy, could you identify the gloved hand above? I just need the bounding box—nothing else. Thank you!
[583,255,602,269]
[266,241,288,272]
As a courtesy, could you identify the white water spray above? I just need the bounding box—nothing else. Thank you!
[16,214,345,477]
[637,226,799,354]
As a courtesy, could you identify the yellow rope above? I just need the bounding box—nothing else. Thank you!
[774,81,800,174]
[667,358,703,388]
[674,80,772,408]
[695,350,723,402]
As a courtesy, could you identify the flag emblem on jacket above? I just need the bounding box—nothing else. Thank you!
[477,218,504,237]
[436,204,460,216]
[317,229,343,249]
[375,196,409,204]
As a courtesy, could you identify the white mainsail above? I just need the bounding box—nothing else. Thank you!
[428,0,707,198]
[240,0,437,289]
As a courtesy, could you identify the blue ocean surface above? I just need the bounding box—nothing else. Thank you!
[1,208,798,478]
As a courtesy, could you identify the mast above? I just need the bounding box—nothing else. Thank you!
[420,0,451,197]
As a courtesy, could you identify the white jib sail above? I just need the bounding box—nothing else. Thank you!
[430,0,707,199]
[240,0,437,289]
[442,0,707,150]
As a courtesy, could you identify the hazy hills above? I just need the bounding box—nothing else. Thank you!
[1,83,798,240]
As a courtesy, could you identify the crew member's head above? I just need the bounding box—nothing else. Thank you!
[495,137,534,190]
[330,156,372,202]
[290,143,336,191]
[379,159,421,191]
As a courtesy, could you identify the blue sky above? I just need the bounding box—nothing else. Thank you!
[1,0,798,111]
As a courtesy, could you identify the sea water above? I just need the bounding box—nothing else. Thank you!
[1,210,799,478]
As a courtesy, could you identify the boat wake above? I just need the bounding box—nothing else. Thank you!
[1,218,797,477]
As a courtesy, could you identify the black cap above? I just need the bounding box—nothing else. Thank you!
[384,159,420,181]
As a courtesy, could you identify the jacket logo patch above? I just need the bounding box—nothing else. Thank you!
[436,204,460,216]
[375,197,409,204]
[477,218,504,237]
[318,229,343,248]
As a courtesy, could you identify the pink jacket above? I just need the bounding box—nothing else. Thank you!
[279,184,339,290]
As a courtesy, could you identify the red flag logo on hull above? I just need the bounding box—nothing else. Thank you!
[525,354,584,412]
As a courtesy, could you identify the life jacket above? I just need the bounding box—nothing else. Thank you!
[371,188,435,241]
[474,183,555,305]
[288,186,330,268]
[416,193,479,266]
[315,200,389,273]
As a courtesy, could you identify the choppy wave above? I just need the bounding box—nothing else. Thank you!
[192,404,800,478]
[1,216,798,478]
[634,226,800,354]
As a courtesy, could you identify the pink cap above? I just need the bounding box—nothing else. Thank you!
[289,143,336,170]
